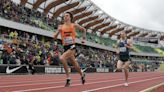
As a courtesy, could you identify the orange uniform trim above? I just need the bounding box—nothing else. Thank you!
[61,23,76,46]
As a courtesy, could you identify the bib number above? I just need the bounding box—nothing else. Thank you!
[119,47,127,52]
[64,37,73,44]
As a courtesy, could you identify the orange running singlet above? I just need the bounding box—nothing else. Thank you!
[61,23,76,46]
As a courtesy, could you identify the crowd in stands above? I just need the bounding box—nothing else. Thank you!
[0,0,162,73]
[0,27,117,69]
[0,27,161,72]
[0,0,59,31]
[0,0,163,54]
[0,0,118,47]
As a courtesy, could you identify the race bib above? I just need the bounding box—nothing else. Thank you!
[64,37,73,44]
[119,47,127,52]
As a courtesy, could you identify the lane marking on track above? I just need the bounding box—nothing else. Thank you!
[139,82,164,92]
[82,76,164,92]
[0,72,160,84]
[12,75,164,92]
[0,72,160,85]
[0,73,155,88]
[0,74,118,85]
[0,74,121,84]
[0,77,119,88]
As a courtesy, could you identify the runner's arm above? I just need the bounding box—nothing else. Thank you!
[125,39,133,49]
[74,24,86,39]
[54,25,62,40]
[115,40,120,54]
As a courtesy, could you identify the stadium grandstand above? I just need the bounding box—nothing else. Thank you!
[0,0,164,92]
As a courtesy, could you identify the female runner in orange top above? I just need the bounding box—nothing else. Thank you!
[54,12,86,87]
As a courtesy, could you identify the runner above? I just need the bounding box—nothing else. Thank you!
[54,12,86,87]
[115,31,133,86]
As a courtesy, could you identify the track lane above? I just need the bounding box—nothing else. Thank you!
[83,76,164,92]
[8,72,164,92]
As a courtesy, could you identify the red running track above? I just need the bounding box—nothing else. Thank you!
[0,72,163,92]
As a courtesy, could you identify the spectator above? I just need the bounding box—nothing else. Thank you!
[9,31,14,39]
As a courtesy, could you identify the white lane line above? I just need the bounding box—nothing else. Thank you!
[1,74,151,88]
[0,80,66,88]
[139,82,164,92]
[0,77,113,88]
[82,76,164,92]
[11,75,163,92]
[0,76,106,84]
[0,79,63,85]
[0,74,118,84]
[0,72,159,84]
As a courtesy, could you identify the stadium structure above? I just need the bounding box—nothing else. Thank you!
[0,0,164,92]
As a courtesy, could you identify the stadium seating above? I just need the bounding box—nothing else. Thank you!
[134,45,157,53]
[0,0,163,54]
